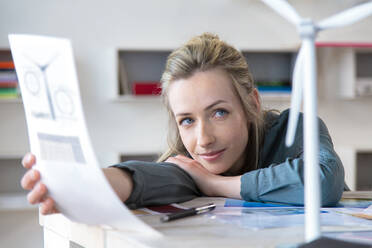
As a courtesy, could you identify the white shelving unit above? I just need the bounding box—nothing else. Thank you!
[116,49,295,108]
[0,193,36,211]
[112,95,162,103]
[0,98,22,103]
[0,155,36,211]
[317,42,372,99]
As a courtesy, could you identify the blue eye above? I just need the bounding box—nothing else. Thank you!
[215,109,228,118]
[180,118,194,126]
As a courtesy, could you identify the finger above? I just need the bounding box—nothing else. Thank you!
[50,206,60,214]
[21,169,40,190]
[175,154,187,159]
[175,155,193,163]
[27,182,48,204]
[166,157,188,167]
[22,153,36,169]
[165,157,178,163]
[40,197,57,215]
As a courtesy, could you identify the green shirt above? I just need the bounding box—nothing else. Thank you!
[113,109,345,209]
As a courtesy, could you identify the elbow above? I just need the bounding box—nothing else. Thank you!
[319,162,345,207]
[321,183,343,207]
[318,145,345,207]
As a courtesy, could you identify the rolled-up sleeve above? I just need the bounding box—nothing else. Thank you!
[241,116,345,207]
[111,161,201,209]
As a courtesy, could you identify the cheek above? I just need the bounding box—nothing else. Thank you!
[179,129,195,153]
[227,118,249,151]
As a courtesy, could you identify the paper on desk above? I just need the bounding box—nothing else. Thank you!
[210,204,372,231]
[335,205,372,221]
[8,34,160,237]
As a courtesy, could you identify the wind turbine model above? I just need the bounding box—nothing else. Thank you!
[260,0,372,242]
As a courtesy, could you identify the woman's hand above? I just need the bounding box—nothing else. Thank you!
[166,155,242,199]
[166,155,218,196]
[20,153,59,215]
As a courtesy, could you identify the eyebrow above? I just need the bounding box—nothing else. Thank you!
[175,100,227,117]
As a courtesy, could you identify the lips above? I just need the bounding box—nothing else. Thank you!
[199,149,226,162]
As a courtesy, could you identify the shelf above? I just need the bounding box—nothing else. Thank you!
[0,98,22,103]
[316,42,372,48]
[111,95,162,103]
[0,193,37,211]
[117,50,296,100]
[112,93,292,104]
[0,152,25,159]
[261,93,291,102]
[117,50,170,95]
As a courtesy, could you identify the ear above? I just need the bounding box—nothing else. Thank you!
[252,88,261,113]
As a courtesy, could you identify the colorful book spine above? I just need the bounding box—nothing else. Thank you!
[0,60,19,99]
[0,88,19,98]
[0,71,18,82]
[0,61,15,70]
[132,81,162,95]
[256,81,291,94]
[0,81,18,88]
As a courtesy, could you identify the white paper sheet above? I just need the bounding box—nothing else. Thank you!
[208,206,372,231]
[8,34,160,237]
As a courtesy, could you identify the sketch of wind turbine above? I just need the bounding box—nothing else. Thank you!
[24,53,59,120]
[260,0,372,243]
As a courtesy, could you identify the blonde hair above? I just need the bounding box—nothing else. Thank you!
[158,33,265,173]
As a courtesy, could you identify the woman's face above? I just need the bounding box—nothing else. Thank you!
[168,68,249,175]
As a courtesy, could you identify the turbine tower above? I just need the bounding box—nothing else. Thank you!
[260,0,372,242]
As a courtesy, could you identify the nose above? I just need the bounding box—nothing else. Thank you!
[196,120,215,148]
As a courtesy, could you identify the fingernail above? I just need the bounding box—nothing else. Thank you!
[32,170,38,180]
[24,153,32,164]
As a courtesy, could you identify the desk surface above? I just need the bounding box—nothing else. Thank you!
[40,197,372,248]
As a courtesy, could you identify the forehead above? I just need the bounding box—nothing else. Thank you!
[168,69,240,114]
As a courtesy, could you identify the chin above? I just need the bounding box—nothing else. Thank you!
[201,162,229,175]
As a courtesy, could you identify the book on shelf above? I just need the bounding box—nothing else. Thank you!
[0,61,15,70]
[0,65,19,99]
[0,87,19,99]
[118,59,131,95]
[0,70,17,81]
[0,81,18,88]
[132,81,162,96]
[256,81,291,94]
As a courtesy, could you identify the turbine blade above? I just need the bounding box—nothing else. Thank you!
[318,2,372,30]
[261,0,301,26]
[286,45,305,147]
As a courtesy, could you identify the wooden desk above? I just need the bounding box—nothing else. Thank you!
[40,197,371,248]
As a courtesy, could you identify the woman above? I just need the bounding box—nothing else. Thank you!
[21,33,345,214]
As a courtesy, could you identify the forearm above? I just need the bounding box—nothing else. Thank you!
[103,167,133,203]
[212,175,242,199]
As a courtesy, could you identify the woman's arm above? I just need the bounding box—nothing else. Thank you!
[237,112,345,206]
[111,161,202,209]
[170,145,344,207]
[166,155,242,199]
[240,130,345,206]
[102,167,133,203]
[21,153,134,214]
